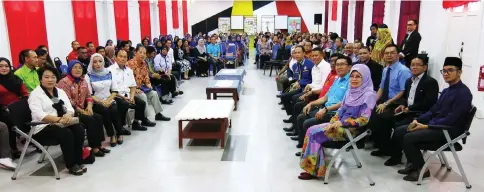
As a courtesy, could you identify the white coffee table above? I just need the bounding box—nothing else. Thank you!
[175,100,234,148]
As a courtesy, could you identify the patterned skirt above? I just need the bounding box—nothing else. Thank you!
[299,123,356,177]
[176,59,191,73]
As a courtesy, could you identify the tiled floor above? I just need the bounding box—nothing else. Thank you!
[1,60,483,192]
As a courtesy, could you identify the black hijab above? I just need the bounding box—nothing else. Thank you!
[0,57,24,96]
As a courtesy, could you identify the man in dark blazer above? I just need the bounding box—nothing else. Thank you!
[378,57,439,165]
[400,19,422,68]
[355,47,383,91]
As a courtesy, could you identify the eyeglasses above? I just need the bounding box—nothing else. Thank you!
[384,52,397,55]
[440,68,458,74]
[335,63,348,67]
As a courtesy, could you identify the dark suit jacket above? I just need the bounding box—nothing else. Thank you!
[402,73,439,112]
[400,31,422,66]
[355,59,383,91]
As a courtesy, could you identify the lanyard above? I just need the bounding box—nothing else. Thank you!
[298,60,303,80]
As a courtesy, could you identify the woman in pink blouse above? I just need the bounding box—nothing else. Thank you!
[58,60,110,157]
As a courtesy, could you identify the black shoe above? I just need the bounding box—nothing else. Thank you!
[141,119,156,127]
[172,92,179,98]
[283,127,294,132]
[398,164,417,175]
[286,132,297,136]
[132,122,148,131]
[283,116,293,123]
[110,137,117,147]
[281,106,285,110]
[155,113,171,121]
[120,128,131,135]
[290,136,298,141]
[93,150,105,157]
[99,148,111,154]
[370,149,390,157]
[162,100,173,105]
[11,149,21,160]
[117,136,124,145]
[296,143,303,148]
[178,91,184,95]
[278,101,283,105]
[384,156,402,166]
[295,152,302,157]
[276,95,282,98]
[403,169,430,181]
[68,165,84,176]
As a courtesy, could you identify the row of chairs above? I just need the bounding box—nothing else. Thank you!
[321,106,476,188]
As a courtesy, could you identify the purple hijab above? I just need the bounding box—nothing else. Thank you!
[342,64,376,108]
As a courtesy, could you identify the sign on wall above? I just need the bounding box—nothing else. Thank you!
[218,17,231,33]
[244,16,257,35]
[288,17,301,34]
[261,15,275,33]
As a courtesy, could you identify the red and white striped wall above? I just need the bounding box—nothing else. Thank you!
[0,0,188,67]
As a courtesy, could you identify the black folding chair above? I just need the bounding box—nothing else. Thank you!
[321,125,375,186]
[416,106,476,188]
[8,99,60,180]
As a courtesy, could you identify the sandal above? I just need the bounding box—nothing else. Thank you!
[68,165,84,176]
[298,172,317,180]
[92,149,105,157]
[110,137,117,147]
[117,135,124,145]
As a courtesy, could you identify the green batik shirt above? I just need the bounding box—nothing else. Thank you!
[14,65,40,93]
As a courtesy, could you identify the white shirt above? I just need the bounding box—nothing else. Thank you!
[308,59,331,90]
[28,86,75,134]
[108,63,137,98]
[407,73,424,106]
[85,73,117,100]
[153,54,172,72]
[167,48,175,64]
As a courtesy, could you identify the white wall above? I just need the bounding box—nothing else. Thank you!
[347,0,356,42]
[295,0,324,33]
[96,0,117,46]
[383,0,400,42]
[44,1,76,61]
[362,0,373,42]
[128,0,141,45]
[166,0,174,36]
[151,1,160,38]
[0,1,12,61]
[253,2,278,33]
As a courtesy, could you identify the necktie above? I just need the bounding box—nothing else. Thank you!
[381,68,391,102]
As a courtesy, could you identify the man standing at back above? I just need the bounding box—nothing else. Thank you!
[368,44,411,156]
[400,19,422,68]
[67,41,80,61]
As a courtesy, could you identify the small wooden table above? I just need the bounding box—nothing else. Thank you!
[175,100,234,148]
[206,80,240,111]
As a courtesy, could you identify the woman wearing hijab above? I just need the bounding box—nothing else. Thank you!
[0,57,27,159]
[85,53,125,147]
[193,39,209,77]
[174,39,192,80]
[298,64,377,180]
[371,26,394,65]
[28,65,86,175]
[58,60,110,157]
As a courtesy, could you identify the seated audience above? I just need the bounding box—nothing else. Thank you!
[29,65,86,175]
[0,121,17,170]
[368,44,412,156]
[152,46,183,103]
[387,57,472,181]
[382,57,439,165]
[295,56,353,150]
[85,53,125,147]
[275,48,296,93]
[331,37,344,55]
[58,60,110,156]
[35,48,50,68]
[298,64,376,180]
[207,36,224,74]
[109,50,154,130]
[355,47,383,91]
[120,41,134,60]
[258,35,272,69]
[76,47,90,74]
[289,48,331,135]
[193,39,209,77]
[0,57,27,158]
[104,46,115,67]
[67,41,80,62]
[371,26,394,64]
[174,39,192,80]
[127,46,171,121]
[86,42,96,57]
[106,39,113,47]
[15,49,39,93]
[280,46,314,120]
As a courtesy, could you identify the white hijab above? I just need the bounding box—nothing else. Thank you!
[196,39,206,54]
[87,53,110,76]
